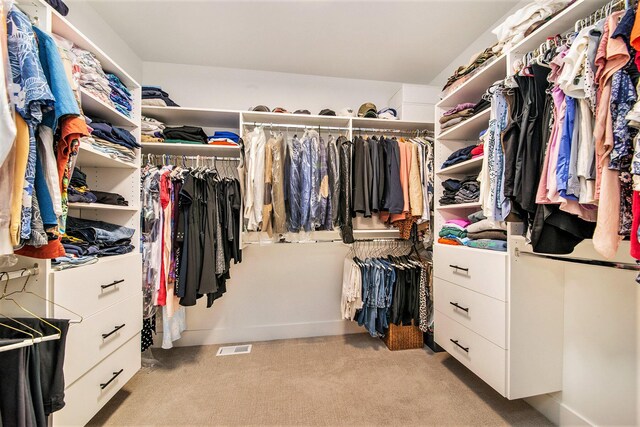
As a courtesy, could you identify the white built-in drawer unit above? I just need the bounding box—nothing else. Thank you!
[434,278,506,348]
[52,334,141,427]
[63,294,142,385]
[435,311,506,396]
[50,253,142,318]
[433,244,507,301]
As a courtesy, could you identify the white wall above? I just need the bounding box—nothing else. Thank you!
[429,0,528,88]
[162,243,362,347]
[142,61,439,116]
[64,0,143,82]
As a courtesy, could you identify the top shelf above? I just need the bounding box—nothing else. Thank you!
[142,106,240,129]
[48,5,139,89]
[436,54,506,109]
[351,117,433,131]
[439,108,490,141]
[81,88,137,128]
[437,0,609,108]
[509,0,610,57]
[242,111,351,128]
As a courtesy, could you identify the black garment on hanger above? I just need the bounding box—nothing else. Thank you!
[382,138,403,214]
[530,204,596,254]
[519,63,552,217]
[352,136,372,217]
[338,137,354,243]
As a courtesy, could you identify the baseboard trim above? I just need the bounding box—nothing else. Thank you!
[526,394,595,426]
[155,320,364,347]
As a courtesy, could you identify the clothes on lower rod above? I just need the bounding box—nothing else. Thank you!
[341,255,430,337]
[0,318,70,426]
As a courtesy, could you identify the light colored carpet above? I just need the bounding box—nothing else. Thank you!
[88,334,552,426]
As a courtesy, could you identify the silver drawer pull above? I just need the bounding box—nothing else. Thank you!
[449,264,469,273]
[100,369,123,389]
[450,339,469,353]
[101,279,124,290]
[449,301,469,312]
[102,324,126,339]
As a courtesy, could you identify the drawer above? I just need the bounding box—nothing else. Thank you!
[52,334,140,427]
[51,253,141,318]
[434,278,507,348]
[64,293,142,386]
[435,310,506,396]
[433,244,507,301]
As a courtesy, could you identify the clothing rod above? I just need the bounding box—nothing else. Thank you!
[352,127,433,135]
[0,333,60,353]
[243,237,409,245]
[146,154,240,162]
[515,248,640,271]
[245,122,349,131]
[0,266,39,282]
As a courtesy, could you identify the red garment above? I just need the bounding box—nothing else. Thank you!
[470,144,484,157]
[631,191,640,259]
[157,171,171,307]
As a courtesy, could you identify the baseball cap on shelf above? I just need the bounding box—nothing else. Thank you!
[378,107,398,120]
[318,109,336,116]
[251,105,270,112]
[338,107,355,117]
[272,107,289,113]
[358,103,378,118]
[293,109,311,115]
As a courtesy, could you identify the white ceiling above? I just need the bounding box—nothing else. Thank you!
[88,0,518,85]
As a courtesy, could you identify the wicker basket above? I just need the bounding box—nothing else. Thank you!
[382,323,424,351]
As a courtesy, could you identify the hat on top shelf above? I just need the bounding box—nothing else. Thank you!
[358,103,378,118]
[251,105,270,112]
[318,109,336,116]
[272,107,289,113]
[338,107,355,117]
[293,109,311,115]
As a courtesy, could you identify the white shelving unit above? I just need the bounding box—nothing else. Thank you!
[140,107,432,240]
[5,1,143,425]
[432,0,609,401]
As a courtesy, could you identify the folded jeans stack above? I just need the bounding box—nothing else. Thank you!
[142,86,179,107]
[163,125,208,144]
[106,73,133,118]
[65,216,135,257]
[141,116,165,143]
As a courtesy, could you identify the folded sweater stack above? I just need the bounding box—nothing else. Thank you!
[106,73,133,118]
[437,210,507,252]
[439,176,480,205]
[163,126,208,144]
[141,116,166,143]
[142,86,179,107]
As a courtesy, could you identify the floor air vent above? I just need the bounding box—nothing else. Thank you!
[216,344,252,356]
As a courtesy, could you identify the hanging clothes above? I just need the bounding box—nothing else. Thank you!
[141,161,243,349]
[341,250,429,338]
